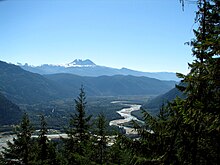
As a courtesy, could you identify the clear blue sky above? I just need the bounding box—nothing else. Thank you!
[0,0,197,73]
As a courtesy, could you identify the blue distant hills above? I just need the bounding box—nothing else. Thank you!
[19,59,179,81]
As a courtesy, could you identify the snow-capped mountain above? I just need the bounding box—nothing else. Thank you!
[64,59,96,67]
[18,59,179,81]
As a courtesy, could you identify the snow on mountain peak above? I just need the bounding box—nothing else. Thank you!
[65,59,96,67]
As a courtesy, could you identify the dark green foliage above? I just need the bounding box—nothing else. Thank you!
[68,86,92,145]
[2,113,34,165]
[108,134,133,165]
[132,0,220,164]
[64,86,93,164]
[174,1,220,163]
[0,154,6,165]
[93,113,108,164]
[36,115,59,165]
[38,115,48,162]
[1,113,63,165]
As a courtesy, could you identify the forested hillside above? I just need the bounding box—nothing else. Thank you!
[0,61,66,104]
[0,61,176,105]
[142,85,184,113]
[0,92,22,125]
[45,73,176,96]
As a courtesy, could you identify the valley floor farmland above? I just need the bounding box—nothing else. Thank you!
[0,97,150,151]
[17,95,150,129]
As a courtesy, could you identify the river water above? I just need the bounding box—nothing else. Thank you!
[0,134,14,151]
[109,101,142,134]
[0,101,142,151]
[0,133,68,152]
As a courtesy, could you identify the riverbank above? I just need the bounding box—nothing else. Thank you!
[109,101,143,135]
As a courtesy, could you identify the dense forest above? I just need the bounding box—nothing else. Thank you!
[0,93,23,125]
[1,0,220,164]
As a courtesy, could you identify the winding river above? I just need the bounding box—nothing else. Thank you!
[109,101,143,135]
[0,101,143,151]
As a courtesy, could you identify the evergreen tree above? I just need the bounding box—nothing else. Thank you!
[134,0,220,164]
[64,86,92,164]
[38,115,49,163]
[71,86,92,144]
[36,115,59,165]
[0,153,6,165]
[2,113,34,165]
[175,0,220,163]
[131,105,178,164]
[108,134,133,165]
[94,113,108,164]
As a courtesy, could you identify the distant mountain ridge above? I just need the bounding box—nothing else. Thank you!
[0,60,177,105]
[19,59,179,81]
[66,59,96,67]
[45,73,177,97]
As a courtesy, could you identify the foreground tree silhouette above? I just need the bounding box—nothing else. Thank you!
[2,113,34,165]
[36,115,59,165]
[176,0,220,164]
[134,0,220,164]
[38,115,48,163]
[64,86,92,164]
[93,113,108,164]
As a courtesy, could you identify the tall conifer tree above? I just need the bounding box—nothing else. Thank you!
[95,113,108,164]
[2,113,34,165]
[133,0,220,164]
[175,0,220,163]
[37,115,50,164]
[64,86,92,164]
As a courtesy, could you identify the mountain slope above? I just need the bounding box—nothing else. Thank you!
[141,85,185,115]
[144,87,183,109]
[0,61,66,104]
[0,92,23,125]
[19,59,179,81]
[0,61,177,105]
[45,74,177,96]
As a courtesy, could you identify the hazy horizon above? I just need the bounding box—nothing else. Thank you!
[0,0,197,73]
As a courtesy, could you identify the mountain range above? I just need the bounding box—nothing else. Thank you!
[19,59,179,81]
[0,60,177,105]
[45,73,177,97]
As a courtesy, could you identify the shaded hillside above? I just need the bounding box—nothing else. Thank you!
[0,92,23,125]
[45,74,177,96]
[137,86,184,117]
[131,87,184,119]
[0,61,177,105]
[0,61,67,104]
